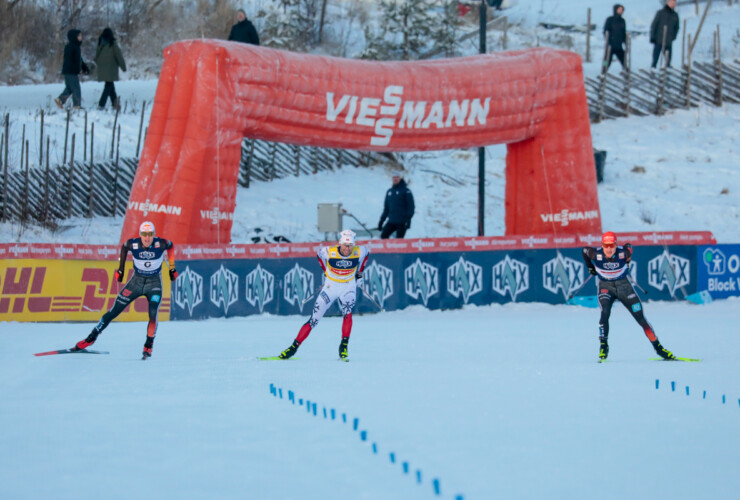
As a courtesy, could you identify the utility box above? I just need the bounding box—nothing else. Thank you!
[317,203,343,233]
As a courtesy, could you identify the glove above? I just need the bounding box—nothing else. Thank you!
[81,62,90,75]
[377,219,384,231]
[405,219,411,229]
[169,267,178,281]
[114,268,124,282]
[588,267,597,276]
[624,243,632,251]
[355,271,364,288]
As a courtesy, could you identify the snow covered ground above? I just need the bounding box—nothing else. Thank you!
[2,299,739,500]
[2,3,740,499]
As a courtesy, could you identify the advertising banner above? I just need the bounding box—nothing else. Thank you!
[0,259,171,322]
[697,244,740,299]
[170,245,697,320]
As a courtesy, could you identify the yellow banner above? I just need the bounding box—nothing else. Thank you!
[0,259,171,322]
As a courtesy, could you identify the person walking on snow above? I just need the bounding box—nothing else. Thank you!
[603,4,627,71]
[378,171,414,239]
[650,0,679,68]
[277,229,369,361]
[228,8,260,45]
[73,221,178,360]
[95,27,126,110]
[582,231,675,362]
[55,29,90,110]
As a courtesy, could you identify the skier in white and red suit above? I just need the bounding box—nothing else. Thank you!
[582,231,675,362]
[278,229,369,361]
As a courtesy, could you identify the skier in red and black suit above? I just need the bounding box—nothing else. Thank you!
[73,221,178,359]
[582,231,675,361]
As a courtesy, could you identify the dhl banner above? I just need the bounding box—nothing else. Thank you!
[0,259,171,322]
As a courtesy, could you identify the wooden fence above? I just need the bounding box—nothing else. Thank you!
[0,136,394,226]
[586,60,740,122]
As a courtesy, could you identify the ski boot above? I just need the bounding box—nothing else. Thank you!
[278,340,300,360]
[598,336,609,362]
[142,338,153,360]
[72,330,99,351]
[652,340,676,360]
[338,337,349,361]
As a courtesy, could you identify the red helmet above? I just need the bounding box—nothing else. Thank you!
[601,231,617,246]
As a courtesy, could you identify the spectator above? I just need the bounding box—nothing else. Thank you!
[95,27,127,111]
[650,0,679,68]
[378,171,415,239]
[603,4,627,72]
[228,9,260,45]
[54,29,89,110]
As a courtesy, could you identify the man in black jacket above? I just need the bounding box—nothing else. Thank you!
[603,4,627,71]
[228,9,260,45]
[650,0,679,68]
[55,29,90,109]
[378,172,415,239]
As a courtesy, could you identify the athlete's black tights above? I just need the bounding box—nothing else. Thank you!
[598,278,656,342]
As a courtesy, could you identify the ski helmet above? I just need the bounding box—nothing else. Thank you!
[339,229,356,246]
[139,221,155,235]
[601,231,617,246]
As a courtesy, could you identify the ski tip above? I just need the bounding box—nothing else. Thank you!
[258,356,299,361]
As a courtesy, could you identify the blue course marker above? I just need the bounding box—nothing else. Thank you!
[331,409,336,420]
[270,383,275,395]
[655,379,659,389]
[686,386,690,396]
[723,395,726,404]
[671,381,676,392]
[278,388,283,399]
[416,470,422,483]
[372,443,377,454]
[353,417,359,431]
[360,430,367,441]
[432,478,441,495]
[402,462,409,474]
[390,452,396,463]
[703,391,706,400]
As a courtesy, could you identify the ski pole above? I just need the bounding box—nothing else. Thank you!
[566,274,594,301]
[301,285,321,305]
[628,275,648,296]
[358,285,384,311]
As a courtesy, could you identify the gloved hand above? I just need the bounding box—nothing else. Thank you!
[405,219,411,229]
[169,267,178,281]
[356,271,364,288]
[624,243,632,251]
[81,62,90,75]
[114,268,124,282]
[377,219,384,231]
[588,267,597,276]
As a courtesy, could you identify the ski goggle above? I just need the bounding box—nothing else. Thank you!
[602,243,616,248]
[140,231,154,237]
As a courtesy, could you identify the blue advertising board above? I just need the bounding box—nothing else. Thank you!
[697,244,740,299]
[170,245,698,320]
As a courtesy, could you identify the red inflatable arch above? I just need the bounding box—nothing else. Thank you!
[121,40,600,244]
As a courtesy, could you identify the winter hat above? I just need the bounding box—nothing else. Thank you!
[139,221,156,235]
[602,231,617,246]
[339,229,356,246]
[392,171,402,178]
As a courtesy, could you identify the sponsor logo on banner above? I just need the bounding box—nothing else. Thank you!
[209,265,239,314]
[703,248,727,275]
[284,263,315,312]
[128,199,182,216]
[539,209,599,227]
[245,264,274,312]
[447,256,483,304]
[404,258,439,306]
[492,256,529,301]
[200,207,234,225]
[542,254,585,297]
[365,261,394,308]
[173,266,204,316]
[325,85,491,147]
[648,251,690,297]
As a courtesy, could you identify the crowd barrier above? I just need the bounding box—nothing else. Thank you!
[2,231,735,323]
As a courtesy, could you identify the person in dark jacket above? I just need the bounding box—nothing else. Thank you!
[603,4,627,71]
[228,9,260,45]
[650,0,679,68]
[95,27,127,110]
[55,29,90,109]
[378,171,415,239]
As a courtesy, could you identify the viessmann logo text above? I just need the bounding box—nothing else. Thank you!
[540,209,599,227]
[326,85,491,147]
